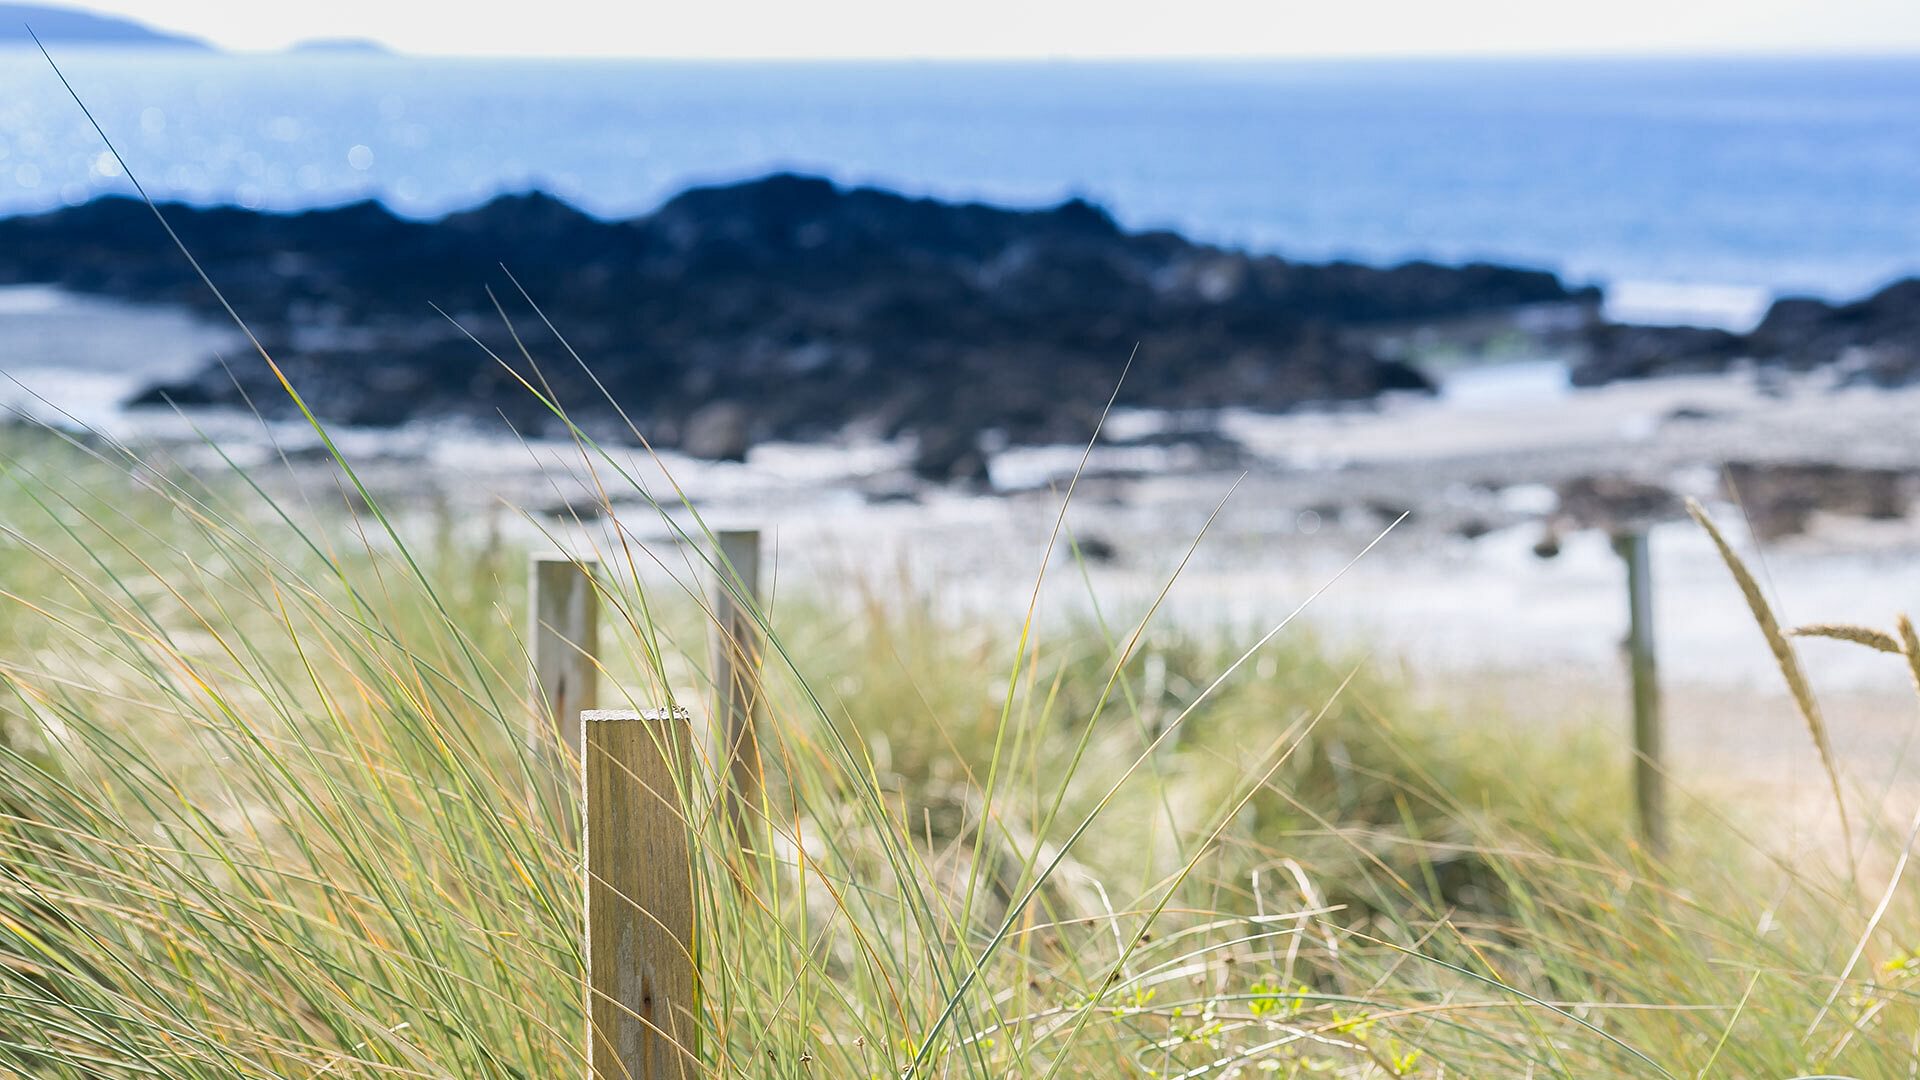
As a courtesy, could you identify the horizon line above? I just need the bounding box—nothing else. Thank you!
[14,41,1920,63]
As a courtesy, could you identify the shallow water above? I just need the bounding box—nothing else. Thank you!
[0,284,240,429]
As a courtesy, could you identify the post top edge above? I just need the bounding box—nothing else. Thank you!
[582,707,690,722]
[531,551,601,565]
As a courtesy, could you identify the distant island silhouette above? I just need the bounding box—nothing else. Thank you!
[287,37,393,55]
[0,2,212,48]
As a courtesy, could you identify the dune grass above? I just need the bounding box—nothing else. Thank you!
[14,35,1920,1073]
[0,417,1915,1079]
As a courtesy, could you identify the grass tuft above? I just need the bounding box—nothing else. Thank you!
[0,429,1911,1076]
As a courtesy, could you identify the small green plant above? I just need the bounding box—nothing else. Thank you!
[1246,979,1308,1018]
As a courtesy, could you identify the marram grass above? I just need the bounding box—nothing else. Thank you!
[0,428,1916,1078]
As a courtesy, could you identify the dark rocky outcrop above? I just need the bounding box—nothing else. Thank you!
[1746,280,1920,386]
[1570,324,1746,386]
[1572,277,1920,388]
[2,174,1602,474]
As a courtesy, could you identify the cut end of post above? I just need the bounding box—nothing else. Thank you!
[531,551,599,567]
[582,707,691,724]
[530,555,602,757]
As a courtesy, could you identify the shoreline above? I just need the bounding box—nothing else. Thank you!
[8,283,1919,683]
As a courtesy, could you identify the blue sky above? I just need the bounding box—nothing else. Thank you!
[68,0,1920,57]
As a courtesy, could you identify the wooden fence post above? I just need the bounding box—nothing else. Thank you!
[1612,531,1665,851]
[530,554,599,756]
[583,707,699,1080]
[709,530,763,847]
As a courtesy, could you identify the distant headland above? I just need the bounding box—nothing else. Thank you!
[0,3,398,54]
[0,2,213,49]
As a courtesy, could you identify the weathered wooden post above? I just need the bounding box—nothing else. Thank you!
[1612,531,1665,851]
[709,530,763,847]
[530,554,599,755]
[582,707,699,1080]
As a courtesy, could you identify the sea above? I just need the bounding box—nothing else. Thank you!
[4,51,1920,330]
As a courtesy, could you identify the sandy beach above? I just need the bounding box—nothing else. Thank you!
[6,283,1918,819]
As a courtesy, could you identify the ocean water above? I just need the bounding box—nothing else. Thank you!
[3,51,1920,316]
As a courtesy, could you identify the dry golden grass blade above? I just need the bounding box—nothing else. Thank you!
[1791,623,1902,654]
[1897,615,1920,702]
[1686,498,1855,867]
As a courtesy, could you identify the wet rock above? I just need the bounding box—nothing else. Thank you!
[1570,323,1746,386]
[1531,475,1680,558]
[1834,343,1920,388]
[910,424,990,485]
[1722,460,1911,540]
[1101,424,1251,470]
[1453,517,1494,541]
[1552,475,1681,533]
[537,496,610,522]
[681,401,751,462]
[1748,280,1920,380]
[1573,278,1920,388]
[856,475,921,505]
[1069,535,1119,563]
[1363,499,1412,524]
[1663,405,1716,423]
